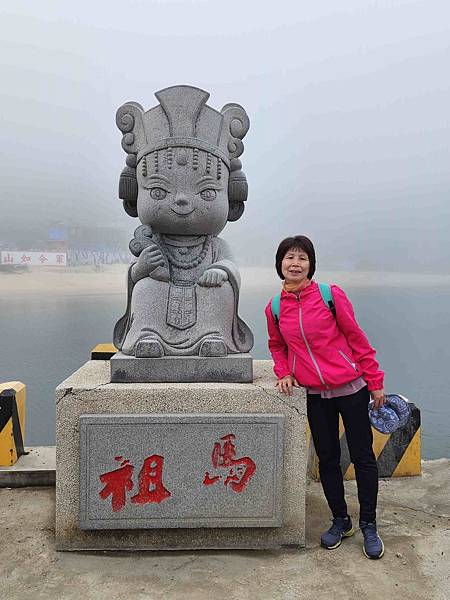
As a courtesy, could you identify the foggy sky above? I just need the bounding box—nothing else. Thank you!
[1,0,449,272]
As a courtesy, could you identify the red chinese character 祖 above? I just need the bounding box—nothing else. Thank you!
[203,434,256,493]
[21,254,31,263]
[99,454,171,512]
[99,457,134,512]
[131,455,172,505]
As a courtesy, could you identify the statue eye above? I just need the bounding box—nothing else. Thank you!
[150,187,167,200]
[200,189,217,201]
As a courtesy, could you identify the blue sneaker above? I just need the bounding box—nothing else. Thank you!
[360,521,384,559]
[321,516,354,549]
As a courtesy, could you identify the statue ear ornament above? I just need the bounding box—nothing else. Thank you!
[227,157,248,221]
[227,200,245,222]
[126,154,137,168]
[119,164,138,217]
[228,167,248,203]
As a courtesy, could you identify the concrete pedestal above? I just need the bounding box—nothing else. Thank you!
[55,360,307,551]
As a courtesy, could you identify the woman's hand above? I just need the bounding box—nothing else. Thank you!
[275,375,298,396]
[371,389,385,410]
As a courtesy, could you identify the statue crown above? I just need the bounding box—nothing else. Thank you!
[116,85,249,169]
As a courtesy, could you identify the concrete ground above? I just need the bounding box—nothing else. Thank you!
[0,459,448,600]
[0,447,55,487]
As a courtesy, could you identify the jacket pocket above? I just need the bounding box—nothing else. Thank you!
[291,353,297,375]
[338,349,359,372]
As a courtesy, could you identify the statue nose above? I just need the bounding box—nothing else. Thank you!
[175,195,190,206]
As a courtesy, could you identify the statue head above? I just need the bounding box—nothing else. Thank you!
[116,85,249,236]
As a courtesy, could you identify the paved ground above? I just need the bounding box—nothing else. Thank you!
[0,459,448,600]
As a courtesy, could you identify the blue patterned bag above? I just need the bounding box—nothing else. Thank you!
[368,394,411,434]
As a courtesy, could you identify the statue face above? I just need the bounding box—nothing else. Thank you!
[136,149,229,235]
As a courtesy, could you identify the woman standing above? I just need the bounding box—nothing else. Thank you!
[265,235,385,559]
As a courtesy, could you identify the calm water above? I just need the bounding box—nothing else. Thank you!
[0,283,448,459]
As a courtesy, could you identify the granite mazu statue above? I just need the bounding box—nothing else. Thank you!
[113,85,254,359]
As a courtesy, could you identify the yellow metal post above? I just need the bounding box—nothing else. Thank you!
[0,382,26,466]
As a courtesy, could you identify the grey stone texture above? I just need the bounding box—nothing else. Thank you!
[56,360,307,551]
[79,414,284,530]
[113,85,254,365]
[110,351,253,383]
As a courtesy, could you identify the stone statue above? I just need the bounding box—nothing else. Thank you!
[113,85,254,359]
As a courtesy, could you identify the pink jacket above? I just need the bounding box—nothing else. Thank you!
[265,281,384,392]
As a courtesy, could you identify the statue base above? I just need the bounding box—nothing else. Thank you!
[110,352,253,383]
[55,360,307,551]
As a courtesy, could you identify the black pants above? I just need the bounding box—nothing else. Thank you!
[307,386,378,523]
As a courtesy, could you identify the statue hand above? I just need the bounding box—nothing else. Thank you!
[131,244,167,283]
[197,268,229,288]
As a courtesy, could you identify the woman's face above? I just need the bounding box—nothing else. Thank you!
[281,247,310,285]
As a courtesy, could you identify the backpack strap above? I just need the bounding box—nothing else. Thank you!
[271,293,281,324]
[271,285,336,324]
[319,283,336,319]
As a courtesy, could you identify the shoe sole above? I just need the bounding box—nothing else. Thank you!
[321,526,355,550]
[363,538,385,559]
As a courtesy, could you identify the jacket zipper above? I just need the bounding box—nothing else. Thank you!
[297,291,328,388]
[338,350,358,371]
[292,354,297,375]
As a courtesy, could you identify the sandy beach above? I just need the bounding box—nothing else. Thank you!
[1,265,450,300]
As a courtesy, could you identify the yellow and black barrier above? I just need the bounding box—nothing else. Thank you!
[0,382,26,466]
[91,343,117,360]
[307,403,421,480]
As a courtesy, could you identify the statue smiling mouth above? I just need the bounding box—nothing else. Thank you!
[171,206,195,216]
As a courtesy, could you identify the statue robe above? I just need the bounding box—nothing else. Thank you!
[114,235,253,356]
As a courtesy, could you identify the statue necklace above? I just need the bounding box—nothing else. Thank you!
[163,235,212,270]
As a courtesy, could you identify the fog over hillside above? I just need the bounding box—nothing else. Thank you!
[1,0,449,272]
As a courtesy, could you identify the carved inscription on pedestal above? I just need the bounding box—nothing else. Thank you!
[79,414,284,530]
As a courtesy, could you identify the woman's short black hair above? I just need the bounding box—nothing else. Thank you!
[275,235,316,280]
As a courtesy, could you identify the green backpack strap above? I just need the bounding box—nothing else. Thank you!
[271,285,336,324]
[271,293,281,324]
[319,283,336,318]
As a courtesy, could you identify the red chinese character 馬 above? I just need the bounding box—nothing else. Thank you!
[203,433,256,493]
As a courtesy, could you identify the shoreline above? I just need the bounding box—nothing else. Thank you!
[1,265,450,299]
